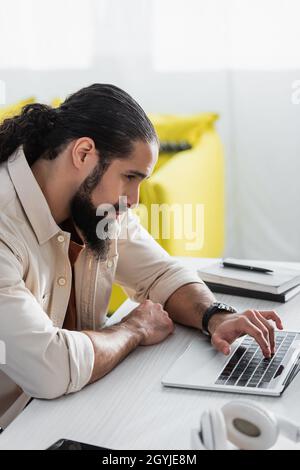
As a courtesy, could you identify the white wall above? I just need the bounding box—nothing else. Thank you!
[231,71,300,260]
[1,0,299,261]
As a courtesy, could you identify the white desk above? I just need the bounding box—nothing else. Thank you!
[1,257,300,450]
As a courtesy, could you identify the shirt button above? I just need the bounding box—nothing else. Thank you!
[57,234,65,243]
[107,260,113,268]
[57,276,66,286]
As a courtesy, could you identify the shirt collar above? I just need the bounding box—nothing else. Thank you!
[7,146,62,245]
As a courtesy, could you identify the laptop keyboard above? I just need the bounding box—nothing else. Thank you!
[215,331,298,389]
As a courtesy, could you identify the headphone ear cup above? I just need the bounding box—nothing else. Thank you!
[222,400,278,450]
[200,409,228,450]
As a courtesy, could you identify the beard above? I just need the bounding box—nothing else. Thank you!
[70,161,117,261]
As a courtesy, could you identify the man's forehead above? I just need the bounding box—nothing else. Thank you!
[118,141,158,174]
[131,140,158,161]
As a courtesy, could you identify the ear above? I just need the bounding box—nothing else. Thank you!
[71,137,98,172]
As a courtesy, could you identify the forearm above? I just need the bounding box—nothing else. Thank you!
[82,318,144,384]
[164,282,218,331]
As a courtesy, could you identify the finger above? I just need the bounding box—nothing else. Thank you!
[238,317,271,357]
[211,335,231,355]
[165,317,175,334]
[258,310,283,330]
[245,310,270,347]
[254,310,276,354]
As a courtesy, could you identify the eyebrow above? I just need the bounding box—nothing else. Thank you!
[127,170,150,180]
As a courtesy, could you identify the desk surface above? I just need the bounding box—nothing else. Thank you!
[1,257,300,450]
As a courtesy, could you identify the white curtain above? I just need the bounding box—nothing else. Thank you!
[2,0,299,70]
[153,0,300,71]
[0,0,94,69]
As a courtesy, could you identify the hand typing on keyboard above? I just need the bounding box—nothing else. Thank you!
[215,331,296,389]
[208,310,284,358]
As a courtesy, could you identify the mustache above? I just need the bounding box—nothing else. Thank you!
[102,202,129,217]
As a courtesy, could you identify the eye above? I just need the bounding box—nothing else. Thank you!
[125,174,135,181]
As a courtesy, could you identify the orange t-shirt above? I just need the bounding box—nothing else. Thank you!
[62,239,84,330]
[59,219,84,331]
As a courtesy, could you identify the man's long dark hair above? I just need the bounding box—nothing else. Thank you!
[0,83,158,168]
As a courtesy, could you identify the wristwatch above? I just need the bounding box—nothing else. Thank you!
[202,301,237,337]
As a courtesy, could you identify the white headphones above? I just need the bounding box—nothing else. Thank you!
[191,399,300,450]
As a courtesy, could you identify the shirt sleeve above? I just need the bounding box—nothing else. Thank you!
[115,210,204,306]
[0,241,94,399]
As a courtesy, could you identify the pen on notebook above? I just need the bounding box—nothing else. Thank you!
[222,260,274,274]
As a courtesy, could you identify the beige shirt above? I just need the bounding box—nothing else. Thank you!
[0,146,203,429]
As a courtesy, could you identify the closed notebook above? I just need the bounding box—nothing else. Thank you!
[205,281,300,303]
[197,259,300,295]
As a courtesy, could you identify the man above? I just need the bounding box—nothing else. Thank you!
[0,84,282,428]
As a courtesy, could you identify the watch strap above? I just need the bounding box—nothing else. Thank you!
[202,302,237,336]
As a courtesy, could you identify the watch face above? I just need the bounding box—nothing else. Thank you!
[217,302,235,312]
[218,303,227,310]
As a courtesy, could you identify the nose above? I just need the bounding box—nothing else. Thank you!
[127,186,140,208]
